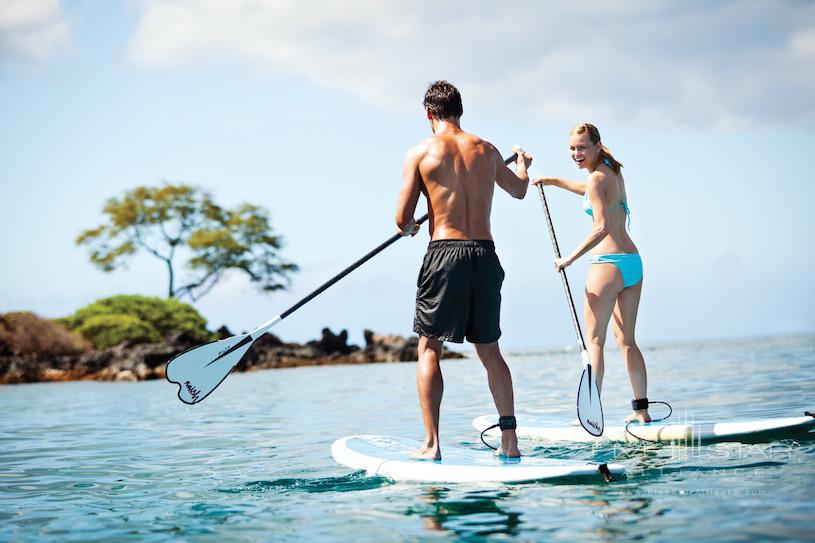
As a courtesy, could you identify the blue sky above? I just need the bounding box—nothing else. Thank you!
[1,1,814,351]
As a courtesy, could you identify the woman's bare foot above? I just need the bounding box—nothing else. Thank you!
[411,445,441,461]
[625,410,652,423]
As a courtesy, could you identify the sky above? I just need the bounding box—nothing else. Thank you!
[1,0,814,351]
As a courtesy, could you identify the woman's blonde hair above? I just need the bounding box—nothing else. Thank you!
[570,123,623,174]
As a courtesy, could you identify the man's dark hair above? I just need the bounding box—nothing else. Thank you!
[423,80,463,120]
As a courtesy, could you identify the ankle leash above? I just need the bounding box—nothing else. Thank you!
[624,399,673,442]
[480,416,517,451]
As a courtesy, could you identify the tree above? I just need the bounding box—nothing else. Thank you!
[77,183,298,301]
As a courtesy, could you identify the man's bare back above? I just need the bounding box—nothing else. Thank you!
[396,124,530,239]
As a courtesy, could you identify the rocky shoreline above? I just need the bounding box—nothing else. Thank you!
[0,327,465,384]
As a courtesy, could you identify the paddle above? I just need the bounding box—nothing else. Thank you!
[167,153,521,404]
[536,184,604,436]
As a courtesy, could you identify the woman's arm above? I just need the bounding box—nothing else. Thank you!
[555,174,609,269]
[532,176,587,195]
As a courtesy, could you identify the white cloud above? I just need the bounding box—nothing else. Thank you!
[0,0,70,62]
[791,27,815,59]
[128,0,815,127]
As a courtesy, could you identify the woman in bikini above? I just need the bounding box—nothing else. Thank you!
[533,123,651,423]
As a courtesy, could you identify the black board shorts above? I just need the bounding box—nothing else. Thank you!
[413,239,505,344]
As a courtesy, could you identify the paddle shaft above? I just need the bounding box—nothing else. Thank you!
[276,152,520,322]
[210,216,434,362]
[536,184,588,351]
[279,216,428,319]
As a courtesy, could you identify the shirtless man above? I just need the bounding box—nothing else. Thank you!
[395,80,532,460]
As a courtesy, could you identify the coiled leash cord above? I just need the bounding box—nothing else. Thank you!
[480,416,517,450]
[624,398,673,443]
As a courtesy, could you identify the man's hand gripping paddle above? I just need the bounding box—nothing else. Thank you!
[536,184,604,436]
[167,153,520,404]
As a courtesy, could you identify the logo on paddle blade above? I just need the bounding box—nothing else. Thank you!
[217,344,233,357]
[586,419,601,432]
[184,380,201,403]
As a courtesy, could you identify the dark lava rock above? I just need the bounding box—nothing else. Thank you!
[0,326,465,384]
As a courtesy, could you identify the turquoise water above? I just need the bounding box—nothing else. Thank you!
[1,334,814,542]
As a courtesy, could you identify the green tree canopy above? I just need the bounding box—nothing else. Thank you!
[77,183,298,300]
[60,295,214,350]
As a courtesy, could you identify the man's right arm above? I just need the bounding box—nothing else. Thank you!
[395,144,425,235]
[494,144,532,199]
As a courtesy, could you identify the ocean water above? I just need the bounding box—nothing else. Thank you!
[1,334,814,542]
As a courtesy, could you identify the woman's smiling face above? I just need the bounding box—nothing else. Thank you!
[569,132,600,170]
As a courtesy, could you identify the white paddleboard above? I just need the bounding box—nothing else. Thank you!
[331,435,624,483]
[473,413,815,444]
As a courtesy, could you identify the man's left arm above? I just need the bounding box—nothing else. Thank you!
[395,145,424,235]
[494,144,532,199]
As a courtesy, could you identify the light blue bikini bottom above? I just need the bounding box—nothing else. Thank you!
[589,253,643,288]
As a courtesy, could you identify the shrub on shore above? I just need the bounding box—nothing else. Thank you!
[0,312,92,356]
[75,314,162,350]
[60,295,213,350]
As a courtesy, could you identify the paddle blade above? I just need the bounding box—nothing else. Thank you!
[166,334,256,404]
[577,364,604,436]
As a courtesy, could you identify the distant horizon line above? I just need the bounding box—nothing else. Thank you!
[452,330,815,357]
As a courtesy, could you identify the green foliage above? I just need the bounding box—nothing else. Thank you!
[76,314,161,350]
[76,183,298,300]
[186,203,299,295]
[62,295,214,350]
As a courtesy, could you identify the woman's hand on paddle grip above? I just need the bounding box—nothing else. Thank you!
[554,257,572,272]
[532,176,555,186]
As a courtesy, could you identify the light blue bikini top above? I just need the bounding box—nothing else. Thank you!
[583,158,630,227]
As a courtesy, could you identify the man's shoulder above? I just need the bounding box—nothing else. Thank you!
[405,138,432,160]
[459,130,493,149]
[407,133,498,164]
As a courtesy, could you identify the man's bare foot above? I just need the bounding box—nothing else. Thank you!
[496,430,520,458]
[625,410,652,423]
[410,446,441,461]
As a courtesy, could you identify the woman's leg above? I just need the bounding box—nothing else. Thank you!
[584,263,623,392]
[611,279,651,422]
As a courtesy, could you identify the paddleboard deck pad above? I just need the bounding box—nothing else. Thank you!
[331,435,624,483]
[473,412,815,444]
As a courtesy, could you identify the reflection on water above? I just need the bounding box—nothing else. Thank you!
[407,488,523,538]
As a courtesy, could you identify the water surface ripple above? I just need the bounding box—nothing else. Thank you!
[1,334,813,541]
